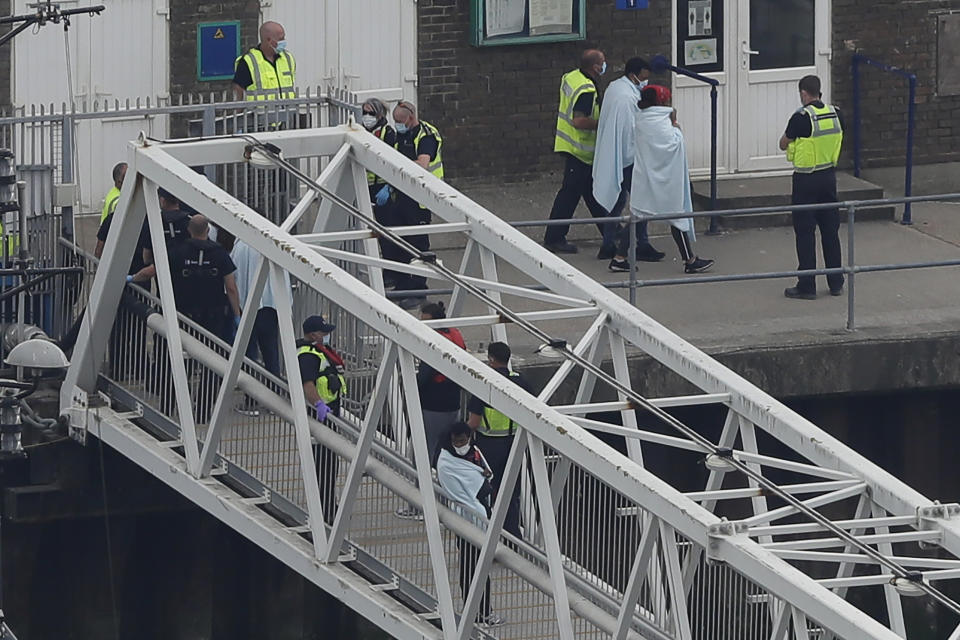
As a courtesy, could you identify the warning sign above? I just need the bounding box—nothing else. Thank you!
[214,27,225,39]
[197,22,240,81]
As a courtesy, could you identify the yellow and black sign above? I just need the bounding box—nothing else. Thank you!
[213,27,225,39]
[197,21,241,81]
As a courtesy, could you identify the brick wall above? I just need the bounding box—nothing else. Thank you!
[417,0,672,185]
[0,1,12,108]
[169,0,261,98]
[832,0,960,168]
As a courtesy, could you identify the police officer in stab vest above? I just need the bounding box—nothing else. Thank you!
[391,100,443,309]
[779,75,845,300]
[467,342,530,537]
[543,49,615,255]
[232,21,296,131]
[297,315,347,524]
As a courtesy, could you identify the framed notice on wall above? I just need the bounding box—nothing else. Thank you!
[470,0,585,47]
[675,0,724,72]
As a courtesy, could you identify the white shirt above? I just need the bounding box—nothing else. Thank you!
[230,240,277,309]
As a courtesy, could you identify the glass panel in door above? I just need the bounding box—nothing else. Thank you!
[749,0,815,70]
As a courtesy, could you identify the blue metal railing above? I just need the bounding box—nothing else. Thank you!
[650,54,721,234]
[851,54,917,225]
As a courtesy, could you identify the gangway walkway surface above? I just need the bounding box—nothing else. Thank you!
[59,123,960,640]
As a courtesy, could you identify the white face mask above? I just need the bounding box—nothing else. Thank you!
[638,79,649,90]
[361,114,378,130]
[322,334,331,346]
[454,444,471,456]
[599,61,607,76]
[276,40,288,53]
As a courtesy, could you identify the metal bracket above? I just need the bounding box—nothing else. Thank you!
[65,387,110,445]
[370,575,400,592]
[917,503,960,547]
[707,519,749,564]
[240,488,272,506]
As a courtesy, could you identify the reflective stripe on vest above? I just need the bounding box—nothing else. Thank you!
[0,221,18,258]
[101,186,121,223]
[788,104,843,174]
[414,120,444,180]
[297,344,347,404]
[367,126,389,185]
[554,69,599,164]
[237,49,296,101]
[479,372,520,437]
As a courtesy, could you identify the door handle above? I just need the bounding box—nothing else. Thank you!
[741,42,759,56]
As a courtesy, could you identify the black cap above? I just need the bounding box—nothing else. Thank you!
[303,315,336,334]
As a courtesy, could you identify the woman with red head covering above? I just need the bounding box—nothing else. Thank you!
[608,85,714,274]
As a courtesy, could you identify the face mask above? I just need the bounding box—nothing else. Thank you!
[454,444,471,456]
[638,79,649,90]
[276,40,288,53]
[599,61,607,76]
[322,334,331,346]
[395,123,408,134]
[361,114,378,130]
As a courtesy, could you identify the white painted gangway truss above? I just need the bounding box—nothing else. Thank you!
[60,122,960,640]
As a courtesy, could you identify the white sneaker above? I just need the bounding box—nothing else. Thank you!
[480,613,505,626]
[394,506,423,520]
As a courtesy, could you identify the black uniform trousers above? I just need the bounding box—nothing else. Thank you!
[477,434,521,538]
[457,536,492,618]
[791,168,844,294]
[313,400,341,525]
[385,194,430,291]
[544,153,615,246]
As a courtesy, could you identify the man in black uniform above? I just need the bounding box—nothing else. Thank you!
[391,101,442,310]
[467,342,531,538]
[168,215,241,340]
[779,75,845,300]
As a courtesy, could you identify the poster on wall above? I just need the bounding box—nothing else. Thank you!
[529,0,574,35]
[676,0,724,72]
[486,0,526,37]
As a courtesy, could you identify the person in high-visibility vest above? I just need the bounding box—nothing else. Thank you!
[543,49,614,255]
[360,97,402,288]
[779,75,845,300]
[390,100,443,309]
[467,342,531,537]
[231,21,296,103]
[94,162,127,258]
[297,314,346,523]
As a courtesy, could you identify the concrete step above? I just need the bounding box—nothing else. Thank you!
[691,172,896,229]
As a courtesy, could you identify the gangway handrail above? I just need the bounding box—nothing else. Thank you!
[851,54,918,224]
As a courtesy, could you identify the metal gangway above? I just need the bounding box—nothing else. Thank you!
[59,123,960,640]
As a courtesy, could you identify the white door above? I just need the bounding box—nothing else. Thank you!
[12,0,170,210]
[674,0,830,174]
[262,0,418,103]
[735,0,831,172]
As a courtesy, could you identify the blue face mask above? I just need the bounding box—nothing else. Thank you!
[395,123,408,134]
[599,61,607,76]
[276,40,288,53]
[322,334,331,346]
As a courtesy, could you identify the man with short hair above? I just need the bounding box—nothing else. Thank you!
[467,341,531,537]
[232,21,296,102]
[779,74,845,300]
[543,49,613,255]
[100,162,127,224]
[389,101,443,309]
[593,57,664,262]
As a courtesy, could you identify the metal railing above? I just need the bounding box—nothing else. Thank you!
[851,54,917,224]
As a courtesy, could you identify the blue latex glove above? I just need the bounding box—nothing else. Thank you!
[315,399,330,421]
[233,315,241,329]
[375,185,391,207]
[125,275,134,283]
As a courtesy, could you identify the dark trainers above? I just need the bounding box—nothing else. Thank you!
[636,244,666,262]
[829,287,844,296]
[596,243,617,260]
[545,241,578,254]
[684,257,714,274]
[784,287,817,300]
[609,258,631,272]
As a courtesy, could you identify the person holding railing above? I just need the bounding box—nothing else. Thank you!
[360,98,402,288]
[779,75,845,300]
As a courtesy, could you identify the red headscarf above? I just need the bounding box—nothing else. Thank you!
[643,84,672,106]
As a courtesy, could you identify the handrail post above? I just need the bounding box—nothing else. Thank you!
[846,203,856,331]
[60,112,75,242]
[628,211,638,306]
[852,55,861,178]
[902,75,917,225]
[707,84,720,234]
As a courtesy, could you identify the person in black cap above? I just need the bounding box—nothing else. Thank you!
[297,314,347,523]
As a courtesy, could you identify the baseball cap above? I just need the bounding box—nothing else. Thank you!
[303,315,336,334]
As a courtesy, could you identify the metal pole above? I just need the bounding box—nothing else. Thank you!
[15,182,26,380]
[628,212,637,306]
[707,84,720,235]
[60,114,74,241]
[902,76,916,225]
[846,204,856,331]
[202,105,216,182]
[852,56,861,179]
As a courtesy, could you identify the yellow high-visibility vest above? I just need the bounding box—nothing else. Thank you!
[478,372,521,437]
[413,120,444,181]
[297,344,346,404]
[236,48,296,101]
[101,186,120,223]
[554,69,599,165]
[787,104,843,174]
[0,222,19,259]
[367,125,390,186]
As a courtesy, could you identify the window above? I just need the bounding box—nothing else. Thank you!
[470,0,586,47]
